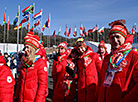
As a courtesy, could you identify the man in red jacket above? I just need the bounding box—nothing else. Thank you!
[0,53,15,102]
[14,33,48,102]
[75,38,102,102]
[98,19,138,102]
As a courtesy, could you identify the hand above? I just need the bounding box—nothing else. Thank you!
[65,66,75,78]
[53,53,60,61]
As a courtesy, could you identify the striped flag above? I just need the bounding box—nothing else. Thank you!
[33,10,42,20]
[80,24,83,36]
[88,25,98,33]
[27,22,29,30]
[3,8,6,24]
[22,5,34,14]
[42,23,46,31]
[98,27,104,34]
[131,23,136,35]
[83,27,87,36]
[46,14,50,28]
[20,16,29,24]
[64,26,67,36]
[34,20,40,27]
[53,30,56,38]
[73,25,77,37]
[14,23,22,30]
[13,11,19,26]
[58,26,61,35]
[67,28,71,37]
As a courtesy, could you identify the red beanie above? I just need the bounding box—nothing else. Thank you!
[24,31,34,40]
[57,41,67,49]
[108,19,129,38]
[98,40,107,49]
[25,35,40,50]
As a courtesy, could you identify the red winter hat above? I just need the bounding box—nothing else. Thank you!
[57,41,67,49]
[108,19,129,38]
[25,35,40,50]
[24,31,34,40]
[98,40,107,49]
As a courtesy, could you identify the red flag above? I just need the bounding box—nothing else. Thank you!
[46,14,50,28]
[30,27,33,31]
[67,28,71,37]
[83,27,87,36]
[131,23,136,35]
[73,25,77,37]
[64,26,67,36]
[3,8,6,24]
[34,20,40,27]
[88,25,98,33]
[53,30,56,38]
[80,24,83,36]
[27,22,29,30]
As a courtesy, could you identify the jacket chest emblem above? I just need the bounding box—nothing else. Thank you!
[83,56,92,67]
[7,76,12,83]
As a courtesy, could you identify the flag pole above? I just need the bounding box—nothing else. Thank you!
[20,26,23,50]
[40,9,43,40]
[6,16,9,52]
[33,2,35,33]
[17,5,20,53]
[3,19,6,53]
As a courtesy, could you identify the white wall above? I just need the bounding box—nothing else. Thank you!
[0,43,24,54]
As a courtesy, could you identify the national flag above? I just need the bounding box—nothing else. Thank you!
[88,25,98,33]
[8,16,9,30]
[27,22,29,30]
[83,27,87,36]
[20,16,29,24]
[67,28,71,37]
[98,27,104,34]
[80,24,83,36]
[14,23,22,30]
[46,14,50,28]
[131,23,136,35]
[53,30,56,38]
[23,11,29,17]
[33,10,42,20]
[3,8,6,24]
[73,25,77,37]
[58,26,61,35]
[42,23,46,31]
[13,11,19,26]
[22,5,34,14]
[34,20,40,27]
[64,26,67,36]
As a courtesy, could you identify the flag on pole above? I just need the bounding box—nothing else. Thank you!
[22,5,34,14]
[67,28,71,37]
[64,26,67,36]
[33,10,42,20]
[42,23,46,31]
[98,27,104,34]
[83,27,87,36]
[13,10,19,26]
[58,26,61,35]
[34,19,40,27]
[30,27,34,31]
[14,23,22,30]
[46,14,50,28]
[80,24,83,36]
[27,22,29,30]
[73,25,77,37]
[20,16,29,24]
[53,30,56,38]
[3,8,6,24]
[88,25,98,33]
[8,16,9,30]
[131,23,136,35]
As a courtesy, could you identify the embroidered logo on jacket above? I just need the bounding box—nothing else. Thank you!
[7,76,12,83]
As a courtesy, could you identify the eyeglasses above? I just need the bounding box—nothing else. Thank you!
[60,47,64,50]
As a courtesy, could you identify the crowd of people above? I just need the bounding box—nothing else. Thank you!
[0,19,138,102]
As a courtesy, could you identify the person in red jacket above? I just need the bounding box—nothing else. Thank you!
[98,19,138,102]
[75,38,102,102]
[97,40,108,60]
[14,34,48,102]
[52,41,76,102]
[0,53,15,102]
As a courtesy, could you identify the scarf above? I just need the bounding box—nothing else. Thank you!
[104,42,132,87]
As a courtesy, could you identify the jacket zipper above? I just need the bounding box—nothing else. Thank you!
[23,68,27,102]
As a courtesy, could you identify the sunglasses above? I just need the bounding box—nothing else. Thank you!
[60,47,64,50]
